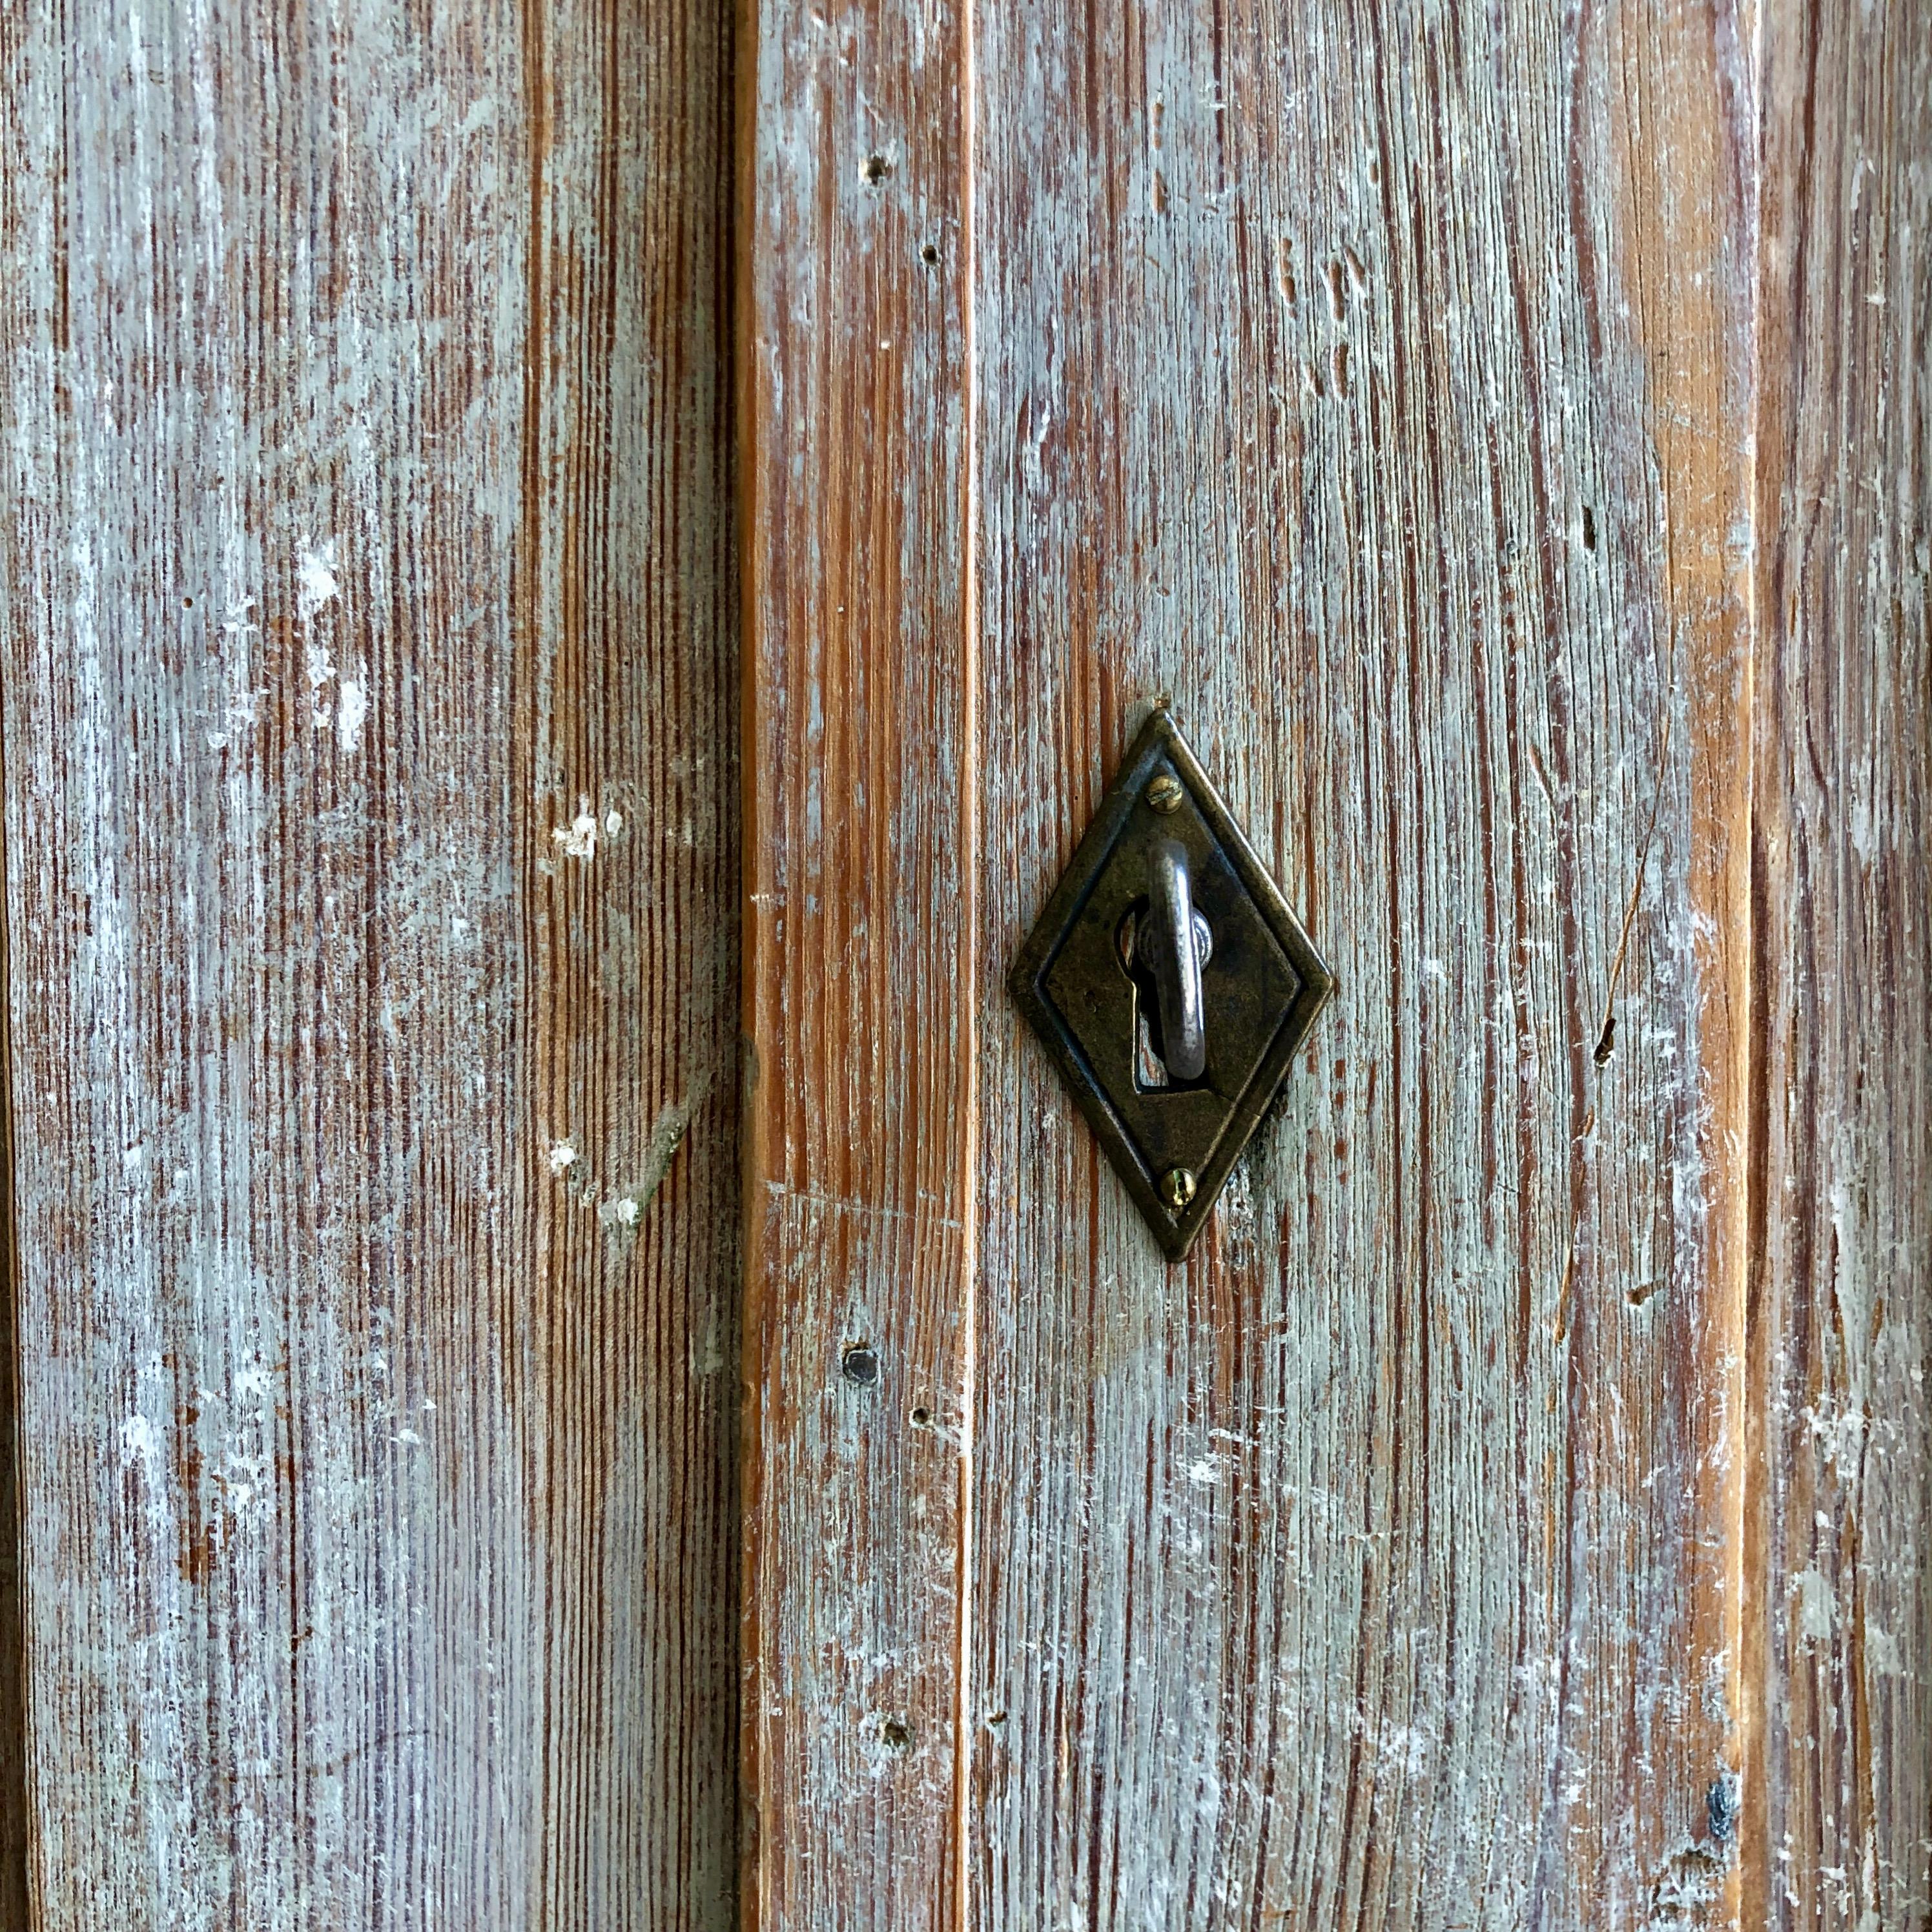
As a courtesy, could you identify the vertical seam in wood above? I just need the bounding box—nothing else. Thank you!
[952,0,980,1914]
[1739,1,1771,1906]
[514,3,557,1920]
[0,6,41,1911]
[732,0,766,1909]
[0,681,35,1932]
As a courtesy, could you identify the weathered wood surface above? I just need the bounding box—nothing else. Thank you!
[737,0,975,1921]
[745,3,1928,1931]
[0,0,1923,1922]
[969,2,1752,1924]
[0,1,739,1926]
[0,853,27,1926]
[1745,1,1932,1925]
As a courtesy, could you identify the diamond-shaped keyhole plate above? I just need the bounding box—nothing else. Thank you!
[1008,710,1334,1260]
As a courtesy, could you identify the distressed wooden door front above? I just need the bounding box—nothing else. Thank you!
[2,3,739,1925]
[1,1,1927,1927]
[740,1,1930,1928]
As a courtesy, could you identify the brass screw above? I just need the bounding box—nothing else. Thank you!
[1160,1167,1197,1212]
[1147,773,1184,814]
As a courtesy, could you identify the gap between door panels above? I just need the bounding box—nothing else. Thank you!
[0,735,28,1924]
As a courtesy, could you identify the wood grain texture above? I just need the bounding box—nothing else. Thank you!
[738,0,1775,1922]
[737,0,974,1918]
[968,1,1754,1924]
[0,2,738,1925]
[0,766,28,1924]
[736,0,1928,1920]
[1745,1,1932,1926]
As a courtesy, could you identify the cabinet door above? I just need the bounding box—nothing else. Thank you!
[1,3,738,1924]
[740,3,1931,1928]
[3,3,1926,1926]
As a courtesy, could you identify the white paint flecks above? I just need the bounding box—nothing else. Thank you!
[207,598,265,750]
[300,611,362,753]
[296,540,340,621]
[336,676,366,753]
[118,1413,163,1476]
[553,796,600,859]
[1805,1399,1869,1481]
[295,546,361,755]
[1865,1625,1906,1677]
[1794,1568,1838,1641]
[546,1142,579,1175]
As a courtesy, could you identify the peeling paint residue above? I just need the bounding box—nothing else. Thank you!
[553,794,601,859]
[296,540,340,621]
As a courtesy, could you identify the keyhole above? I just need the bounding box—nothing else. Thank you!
[1116,903,1212,1089]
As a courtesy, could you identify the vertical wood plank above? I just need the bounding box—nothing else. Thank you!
[0,1,738,1924]
[737,0,974,1918]
[0,782,27,1924]
[967,0,1754,1922]
[1746,3,1932,1924]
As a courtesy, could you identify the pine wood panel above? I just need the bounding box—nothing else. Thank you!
[0,852,26,1925]
[741,0,1922,1920]
[967,1,1754,1923]
[1745,1,1932,1924]
[0,1,738,1924]
[736,0,975,1914]
[737,0,1783,1922]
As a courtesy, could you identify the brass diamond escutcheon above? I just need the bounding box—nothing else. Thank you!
[1008,709,1334,1261]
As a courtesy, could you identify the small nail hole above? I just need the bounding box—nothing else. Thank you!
[1582,506,1598,551]
[862,153,892,185]
[841,1343,880,1387]
[920,242,938,264]
[909,1404,931,1427]
[880,1718,912,1752]
[985,1709,1008,1729]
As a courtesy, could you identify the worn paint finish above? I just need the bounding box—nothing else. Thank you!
[969,1,1751,1924]
[745,1,1927,1928]
[1746,1,1932,1926]
[0,1,738,1925]
[0,0,1922,1922]
[737,0,975,1919]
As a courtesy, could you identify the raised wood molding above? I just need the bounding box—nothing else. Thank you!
[1745,3,1932,1924]
[737,0,976,1922]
